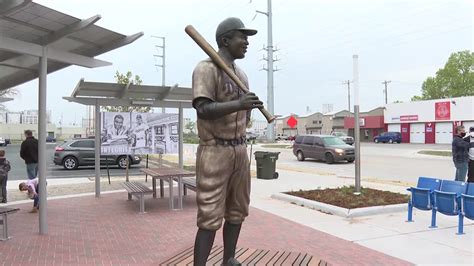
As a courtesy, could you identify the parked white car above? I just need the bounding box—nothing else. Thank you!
[331,132,354,145]
[0,137,6,146]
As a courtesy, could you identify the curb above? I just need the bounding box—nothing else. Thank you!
[271,192,407,218]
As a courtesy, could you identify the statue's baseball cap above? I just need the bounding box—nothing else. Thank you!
[216,17,257,40]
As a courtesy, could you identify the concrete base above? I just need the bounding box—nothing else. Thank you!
[272,192,407,218]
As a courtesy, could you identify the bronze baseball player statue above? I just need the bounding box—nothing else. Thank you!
[191,17,262,266]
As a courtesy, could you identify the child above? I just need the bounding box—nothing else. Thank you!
[0,150,11,203]
[19,178,39,213]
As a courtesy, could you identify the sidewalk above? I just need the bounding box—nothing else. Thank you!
[250,168,474,265]
[2,165,473,264]
[1,184,408,265]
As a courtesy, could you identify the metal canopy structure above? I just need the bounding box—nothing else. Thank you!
[64,79,193,108]
[0,97,13,103]
[0,0,143,90]
[0,0,143,235]
[64,79,193,205]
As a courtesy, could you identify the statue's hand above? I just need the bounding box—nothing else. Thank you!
[238,92,263,110]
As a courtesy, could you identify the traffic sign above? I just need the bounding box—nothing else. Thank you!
[287,116,297,128]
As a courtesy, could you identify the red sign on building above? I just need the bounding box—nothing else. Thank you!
[287,116,298,128]
[435,101,451,120]
[400,115,419,121]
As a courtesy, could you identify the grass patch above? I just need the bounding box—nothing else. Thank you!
[418,150,451,157]
[261,144,292,149]
[286,186,409,209]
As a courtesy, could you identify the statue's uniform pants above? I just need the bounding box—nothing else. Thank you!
[195,144,250,231]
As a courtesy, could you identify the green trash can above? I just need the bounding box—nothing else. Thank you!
[254,151,280,179]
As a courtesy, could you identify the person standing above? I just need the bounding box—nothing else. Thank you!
[191,17,262,266]
[452,125,474,182]
[0,150,11,203]
[466,126,474,183]
[20,129,38,180]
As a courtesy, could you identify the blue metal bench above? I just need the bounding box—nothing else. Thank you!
[459,183,474,234]
[407,177,442,223]
[432,180,467,230]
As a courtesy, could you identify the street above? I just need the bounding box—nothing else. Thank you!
[2,142,454,183]
[252,142,454,184]
[3,143,144,181]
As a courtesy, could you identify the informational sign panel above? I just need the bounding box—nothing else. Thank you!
[101,112,178,155]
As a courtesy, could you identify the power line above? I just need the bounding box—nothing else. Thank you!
[152,36,166,113]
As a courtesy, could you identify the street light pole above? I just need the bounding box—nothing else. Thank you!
[353,55,361,194]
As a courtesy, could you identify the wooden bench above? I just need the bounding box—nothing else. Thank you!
[122,182,153,213]
[181,177,197,196]
[0,207,20,241]
[160,245,329,265]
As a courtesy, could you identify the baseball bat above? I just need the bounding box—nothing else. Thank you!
[185,25,275,124]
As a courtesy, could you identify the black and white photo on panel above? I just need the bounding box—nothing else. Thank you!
[100,112,178,155]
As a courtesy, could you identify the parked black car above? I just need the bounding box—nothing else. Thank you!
[53,138,141,170]
[293,135,355,164]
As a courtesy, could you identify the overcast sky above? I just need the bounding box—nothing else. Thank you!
[3,0,473,125]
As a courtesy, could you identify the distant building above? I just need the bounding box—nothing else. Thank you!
[344,107,385,141]
[275,110,352,136]
[0,109,86,141]
[381,96,474,144]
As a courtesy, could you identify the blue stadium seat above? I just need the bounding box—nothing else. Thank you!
[432,180,467,230]
[459,183,474,234]
[407,177,442,222]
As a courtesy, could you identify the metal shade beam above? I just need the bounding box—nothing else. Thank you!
[63,96,193,109]
[0,0,31,16]
[0,36,111,68]
[92,32,144,55]
[41,15,102,45]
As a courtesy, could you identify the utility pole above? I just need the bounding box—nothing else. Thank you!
[382,80,391,105]
[152,36,166,113]
[257,0,278,142]
[353,55,361,195]
[343,80,351,112]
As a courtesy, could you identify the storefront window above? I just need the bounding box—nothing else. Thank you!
[170,124,178,135]
[156,126,164,135]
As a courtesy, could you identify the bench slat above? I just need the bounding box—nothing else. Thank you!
[182,177,197,192]
[122,182,153,194]
[0,207,20,215]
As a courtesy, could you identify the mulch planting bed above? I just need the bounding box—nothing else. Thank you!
[286,186,409,209]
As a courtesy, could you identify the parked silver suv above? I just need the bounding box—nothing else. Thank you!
[53,138,141,170]
[293,135,355,164]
